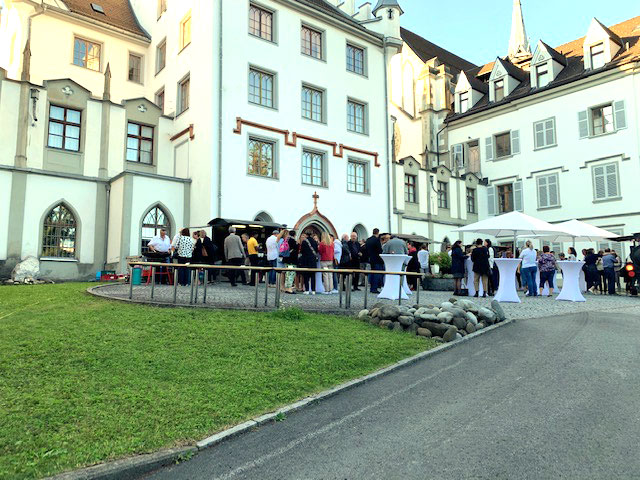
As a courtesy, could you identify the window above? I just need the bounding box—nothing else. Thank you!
[301,25,322,59]
[497,184,514,213]
[157,0,167,19]
[42,204,77,258]
[452,144,464,169]
[177,75,190,114]
[302,150,325,186]
[249,68,274,108]
[155,88,165,112]
[592,163,619,200]
[494,132,511,158]
[249,4,273,42]
[494,79,504,102]
[156,39,166,74]
[542,240,563,255]
[534,118,556,149]
[126,122,154,164]
[128,53,142,83]
[597,228,624,257]
[302,85,323,122]
[73,37,100,71]
[537,173,560,208]
[248,137,275,178]
[404,174,416,203]
[467,140,480,173]
[347,99,366,134]
[591,104,614,136]
[347,160,368,193]
[459,91,469,113]
[142,206,170,254]
[47,105,81,152]
[346,43,364,75]
[466,188,476,214]
[180,11,191,50]
[536,64,549,87]
[437,181,448,209]
[590,42,605,69]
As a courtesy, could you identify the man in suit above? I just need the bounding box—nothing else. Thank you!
[224,227,246,287]
[365,228,384,293]
[348,232,362,291]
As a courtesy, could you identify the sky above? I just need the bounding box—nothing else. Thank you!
[399,0,639,66]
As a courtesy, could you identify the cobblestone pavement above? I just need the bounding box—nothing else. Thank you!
[91,282,640,320]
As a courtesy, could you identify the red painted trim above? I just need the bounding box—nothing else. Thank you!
[170,124,195,142]
[233,117,380,167]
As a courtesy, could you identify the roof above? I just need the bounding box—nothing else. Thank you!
[400,27,476,75]
[208,218,285,230]
[448,15,640,122]
[538,40,568,66]
[61,0,148,38]
[294,0,375,35]
[373,0,404,15]
[496,57,528,81]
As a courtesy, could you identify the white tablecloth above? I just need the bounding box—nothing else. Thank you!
[465,257,484,297]
[378,254,411,300]
[556,261,586,302]
[494,258,522,303]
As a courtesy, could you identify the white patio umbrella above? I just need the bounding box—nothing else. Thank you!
[455,211,567,246]
[525,219,618,247]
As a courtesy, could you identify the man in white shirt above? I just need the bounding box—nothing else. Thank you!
[148,229,171,256]
[265,230,279,286]
[331,235,342,293]
[417,244,430,273]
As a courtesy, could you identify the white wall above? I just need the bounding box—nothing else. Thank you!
[0,171,12,260]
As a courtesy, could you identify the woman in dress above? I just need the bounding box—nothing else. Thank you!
[299,232,318,294]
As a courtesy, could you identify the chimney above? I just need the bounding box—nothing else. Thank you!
[354,2,372,21]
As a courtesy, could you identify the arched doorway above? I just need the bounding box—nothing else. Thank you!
[141,205,171,254]
[301,221,328,241]
[254,211,273,223]
[352,223,368,241]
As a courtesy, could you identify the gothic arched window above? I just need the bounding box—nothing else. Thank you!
[141,206,171,253]
[42,204,77,258]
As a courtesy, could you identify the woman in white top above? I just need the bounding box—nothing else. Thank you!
[567,247,577,261]
[519,240,538,297]
[172,227,195,286]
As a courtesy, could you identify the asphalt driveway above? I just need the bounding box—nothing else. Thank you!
[144,311,640,480]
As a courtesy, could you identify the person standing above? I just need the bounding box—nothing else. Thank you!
[471,238,490,298]
[537,245,557,296]
[197,230,216,284]
[147,228,172,283]
[613,251,622,292]
[299,232,318,294]
[347,232,362,291]
[223,227,246,287]
[602,249,617,295]
[567,247,577,261]
[365,229,384,293]
[283,230,298,294]
[519,240,538,297]
[485,239,497,295]
[265,230,279,287]
[584,248,599,293]
[417,244,430,274]
[332,234,342,294]
[247,232,260,286]
[382,235,408,254]
[407,242,420,291]
[318,232,335,294]
[451,240,466,296]
[171,228,194,286]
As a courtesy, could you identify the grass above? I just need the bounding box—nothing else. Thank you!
[0,283,434,479]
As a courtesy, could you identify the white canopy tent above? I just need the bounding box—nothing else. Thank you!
[524,219,619,247]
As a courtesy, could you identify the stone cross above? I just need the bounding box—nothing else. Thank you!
[312,192,319,209]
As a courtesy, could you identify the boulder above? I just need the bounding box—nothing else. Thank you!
[398,315,414,327]
[369,316,380,326]
[452,317,467,330]
[466,312,478,326]
[414,307,427,316]
[448,297,458,304]
[417,328,432,338]
[369,308,380,318]
[379,320,392,329]
[466,322,477,334]
[416,313,439,323]
[455,333,463,340]
[459,330,467,337]
[408,308,417,315]
[476,322,485,330]
[380,305,401,321]
[11,256,40,283]
[391,322,403,332]
[443,327,458,343]
[371,302,386,310]
[456,299,479,313]
[406,323,419,334]
[478,307,497,324]
[432,336,444,343]
[358,309,369,319]
[422,308,441,315]
[440,301,454,310]
[491,300,507,322]
[436,312,454,324]
[420,321,450,337]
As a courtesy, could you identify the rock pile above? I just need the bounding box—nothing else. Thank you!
[358,298,507,343]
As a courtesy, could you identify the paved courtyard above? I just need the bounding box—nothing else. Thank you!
[91,281,640,320]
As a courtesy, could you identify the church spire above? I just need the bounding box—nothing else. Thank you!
[508,0,531,60]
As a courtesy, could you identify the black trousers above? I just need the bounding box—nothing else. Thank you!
[303,271,316,292]
[227,258,244,286]
[349,260,361,289]
[248,254,259,285]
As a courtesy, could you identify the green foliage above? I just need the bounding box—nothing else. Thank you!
[429,252,452,272]
[0,283,431,479]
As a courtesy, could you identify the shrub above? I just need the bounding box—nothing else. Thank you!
[429,252,451,273]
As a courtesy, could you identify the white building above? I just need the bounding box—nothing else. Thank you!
[447,3,640,257]
[388,27,487,248]
[0,0,404,279]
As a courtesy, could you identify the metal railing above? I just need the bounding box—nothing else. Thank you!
[126,261,423,310]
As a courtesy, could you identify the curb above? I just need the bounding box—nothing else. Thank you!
[48,310,514,479]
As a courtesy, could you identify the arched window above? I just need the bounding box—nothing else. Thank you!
[141,206,171,253]
[42,204,77,258]
[254,211,273,223]
[352,223,368,241]
[441,236,451,252]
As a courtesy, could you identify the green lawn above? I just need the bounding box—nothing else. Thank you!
[0,283,432,479]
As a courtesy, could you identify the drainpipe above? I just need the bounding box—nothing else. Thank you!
[103,183,110,270]
[390,116,398,228]
[383,39,392,233]
[216,1,223,217]
[435,124,447,168]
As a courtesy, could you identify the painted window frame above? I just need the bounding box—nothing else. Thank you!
[437,181,449,209]
[72,36,102,72]
[177,73,190,115]
[47,104,82,152]
[301,148,328,188]
[300,23,325,61]
[126,121,154,165]
[536,172,561,209]
[494,131,511,158]
[248,65,277,110]
[346,41,366,76]
[347,98,368,135]
[155,87,165,113]
[249,2,276,43]
[347,158,370,195]
[590,103,615,136]
[155,39,166,75]
[179,10,192,52]
[157,0,167,20]
[536,63,549,88]
[404,174,417,203]
[466,187,476,214]
[494,79,505,102]
[459,91,469,113]
[247,135,278,180]
[591,162,621,201]
[590,42,605,69]
[41,203,78,259]
[533,117,557,150]
[128,52,143,84]
[301,83,325,123]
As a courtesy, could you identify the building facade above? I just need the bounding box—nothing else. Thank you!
[0,0,404,279]
[447,6,640,257]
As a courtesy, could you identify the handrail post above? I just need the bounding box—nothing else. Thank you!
[339,270,343,308]
[254,271,260,308]
[398,273,403,306]
[275,271,281,308]
[264,271,269,306]
[150,266,156,300]
[173,265,178,303]
[189,270,195,305]
[364,274,368,309]
[416,274,420,305]
[203,269,208,304]
[194,269,200,304]
[129,264,134,299]
[346,273,352,310]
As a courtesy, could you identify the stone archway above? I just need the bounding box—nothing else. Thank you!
[294,191,338,239]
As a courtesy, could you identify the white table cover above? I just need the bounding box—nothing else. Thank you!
[556,261,586,302]
[378,254,411,300]
[315,261,326,294]
[494,258,522,303]
[465,257,484,297]
[579,269,587,292]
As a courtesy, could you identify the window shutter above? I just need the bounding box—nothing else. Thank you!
[593,165,606,199]
[511,130,520,155]
[606,163,618,197]
[537,176,548,208]
[487,185,496,216]
[514,180,523,211]
[578,110,589,139]
[614,100,627,130]
[545,119,555,145]
[485,137,494,161]
[548,174,559,206]
[534,122,544,149]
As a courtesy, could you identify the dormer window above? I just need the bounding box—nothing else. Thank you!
[459,91,469,113]
[494,79,504,102]
[536,64,549,88]
[590,42,605,69]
